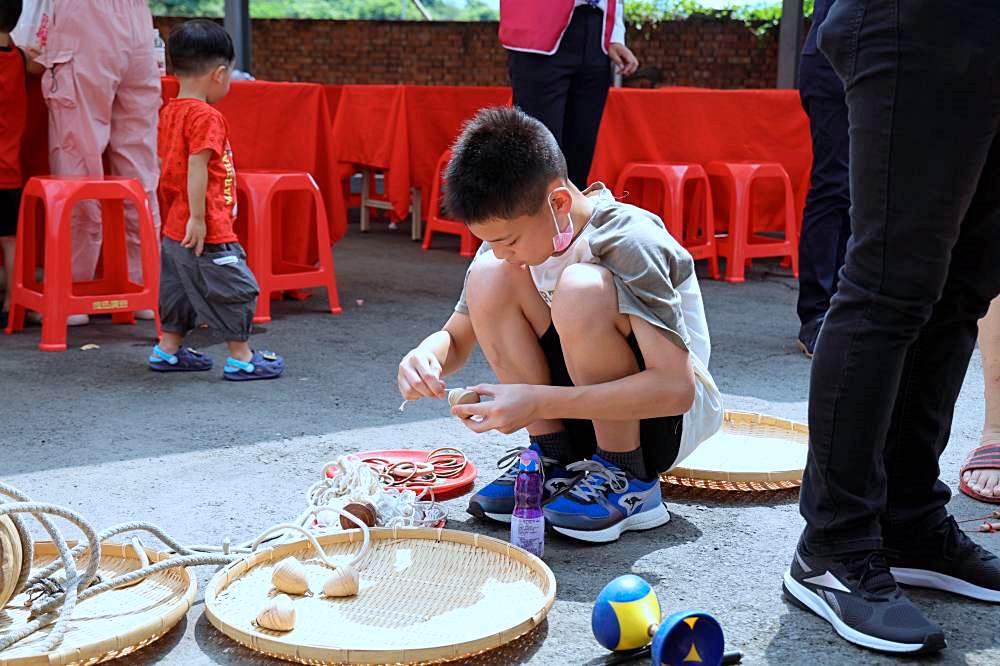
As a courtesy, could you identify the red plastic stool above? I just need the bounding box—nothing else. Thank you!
[616,162,720,279]
[422,150,481,258]
[236,170,342,323]
[706,161,799,283]
[5,176,160,351]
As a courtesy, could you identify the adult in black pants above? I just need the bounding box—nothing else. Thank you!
[784,0,1000,655]
[504,3,638,189]
[795,0,850,358]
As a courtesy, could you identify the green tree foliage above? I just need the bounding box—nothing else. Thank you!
[625,0,814,35]
[149,0,810,28]
[149,0,500,20]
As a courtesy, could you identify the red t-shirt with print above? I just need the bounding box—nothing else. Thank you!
[158,98,238,244]
[0,44,27,189]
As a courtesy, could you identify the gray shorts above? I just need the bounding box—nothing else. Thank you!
[159,237,260,342]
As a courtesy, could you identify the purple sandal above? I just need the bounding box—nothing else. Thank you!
[148,345,214,372]
[223,350,285,381]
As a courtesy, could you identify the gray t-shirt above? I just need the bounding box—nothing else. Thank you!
[455,184,698,355]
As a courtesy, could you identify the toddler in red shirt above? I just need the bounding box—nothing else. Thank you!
[0,1,27,328]
[152,20,283,380]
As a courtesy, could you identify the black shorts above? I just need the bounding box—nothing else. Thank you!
[0,189,21,237]
[538,324,683,475]
[159,237,260,342]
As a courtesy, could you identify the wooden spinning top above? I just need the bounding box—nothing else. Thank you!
[447,388,480,407]
[339,501,378,530]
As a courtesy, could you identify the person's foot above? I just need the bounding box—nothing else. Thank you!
[222,350,285,381]
[962,432,1000,500]
[886,516,1000,602]
[797,317,823,359]
[467,444,574,523]
[148,345,214,372]
[67,314,89,326]
[783,545,946,654]
[542,456,670,543]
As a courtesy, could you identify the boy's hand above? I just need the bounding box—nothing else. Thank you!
[398,348,446,401]
[182,217,207,256]
[451,384,540,435]
[609,43,639,77]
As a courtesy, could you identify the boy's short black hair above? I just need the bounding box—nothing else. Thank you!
[168,19,234,76]
[0,0,23,34]
[444,106,567,224]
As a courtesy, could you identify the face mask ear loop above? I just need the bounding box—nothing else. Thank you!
[549,188,574,252]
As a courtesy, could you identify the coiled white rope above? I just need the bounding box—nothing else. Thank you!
[0,482,375,656]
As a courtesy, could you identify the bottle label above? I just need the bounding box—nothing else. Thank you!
[511,515,545,558]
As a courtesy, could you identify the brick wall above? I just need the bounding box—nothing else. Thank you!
[154,16,785,89]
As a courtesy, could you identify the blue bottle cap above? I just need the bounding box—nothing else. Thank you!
[517,449,541,473]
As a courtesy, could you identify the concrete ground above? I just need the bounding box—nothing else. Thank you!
[2,225,998,666]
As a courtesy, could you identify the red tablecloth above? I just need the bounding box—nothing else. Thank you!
[20,79,346,266]
[330,85,512,220]
[589,88,812,232]
[329,85,410,218]
[403,86,512,217]
[161,79,346,253]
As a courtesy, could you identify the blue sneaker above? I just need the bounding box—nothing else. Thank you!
[467,444,575,524]
[543,456,670,543]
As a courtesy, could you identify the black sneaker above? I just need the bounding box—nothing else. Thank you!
[783,545,946,654]
[886,516,1000,603]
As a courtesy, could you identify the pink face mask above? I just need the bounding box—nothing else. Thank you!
[549,187,574,252]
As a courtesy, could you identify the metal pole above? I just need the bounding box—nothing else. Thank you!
[411,0,433,20]
[776,0,804,88]
[224,0,252,73]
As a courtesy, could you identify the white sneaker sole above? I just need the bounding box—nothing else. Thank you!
[892,567,1000,603]
[551,502,670,544]
[483,512,512,524]
[782,570,934,653]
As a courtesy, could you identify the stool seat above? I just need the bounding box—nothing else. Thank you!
[706,161,799,283]
[237,170,342,323]
[5,176,161,351]
[616,162,720,279]
[421,150,481,258]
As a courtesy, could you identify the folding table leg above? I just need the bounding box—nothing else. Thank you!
[360,166,371,233]
[411,186,422,241]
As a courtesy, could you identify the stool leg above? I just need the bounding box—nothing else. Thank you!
[311,187,342,315]
[6,195,34,334]
[421,222,434,251]
[103,200,136,326]
[667,176,684,241]
[705,190,721,281]
[39,198,70,351]
[725,181,749,283]
[785,179,800,278]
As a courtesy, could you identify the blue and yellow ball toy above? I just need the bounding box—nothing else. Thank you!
[592,575,726,666]
[651,611,725,666]
[592,574,662,652]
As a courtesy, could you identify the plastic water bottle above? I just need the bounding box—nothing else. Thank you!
[153,29,167,76]
[511,449,545,558]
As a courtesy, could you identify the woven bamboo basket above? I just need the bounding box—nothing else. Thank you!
[205,527,557,665]
[0,542,196,666]
[661,411,809,492]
